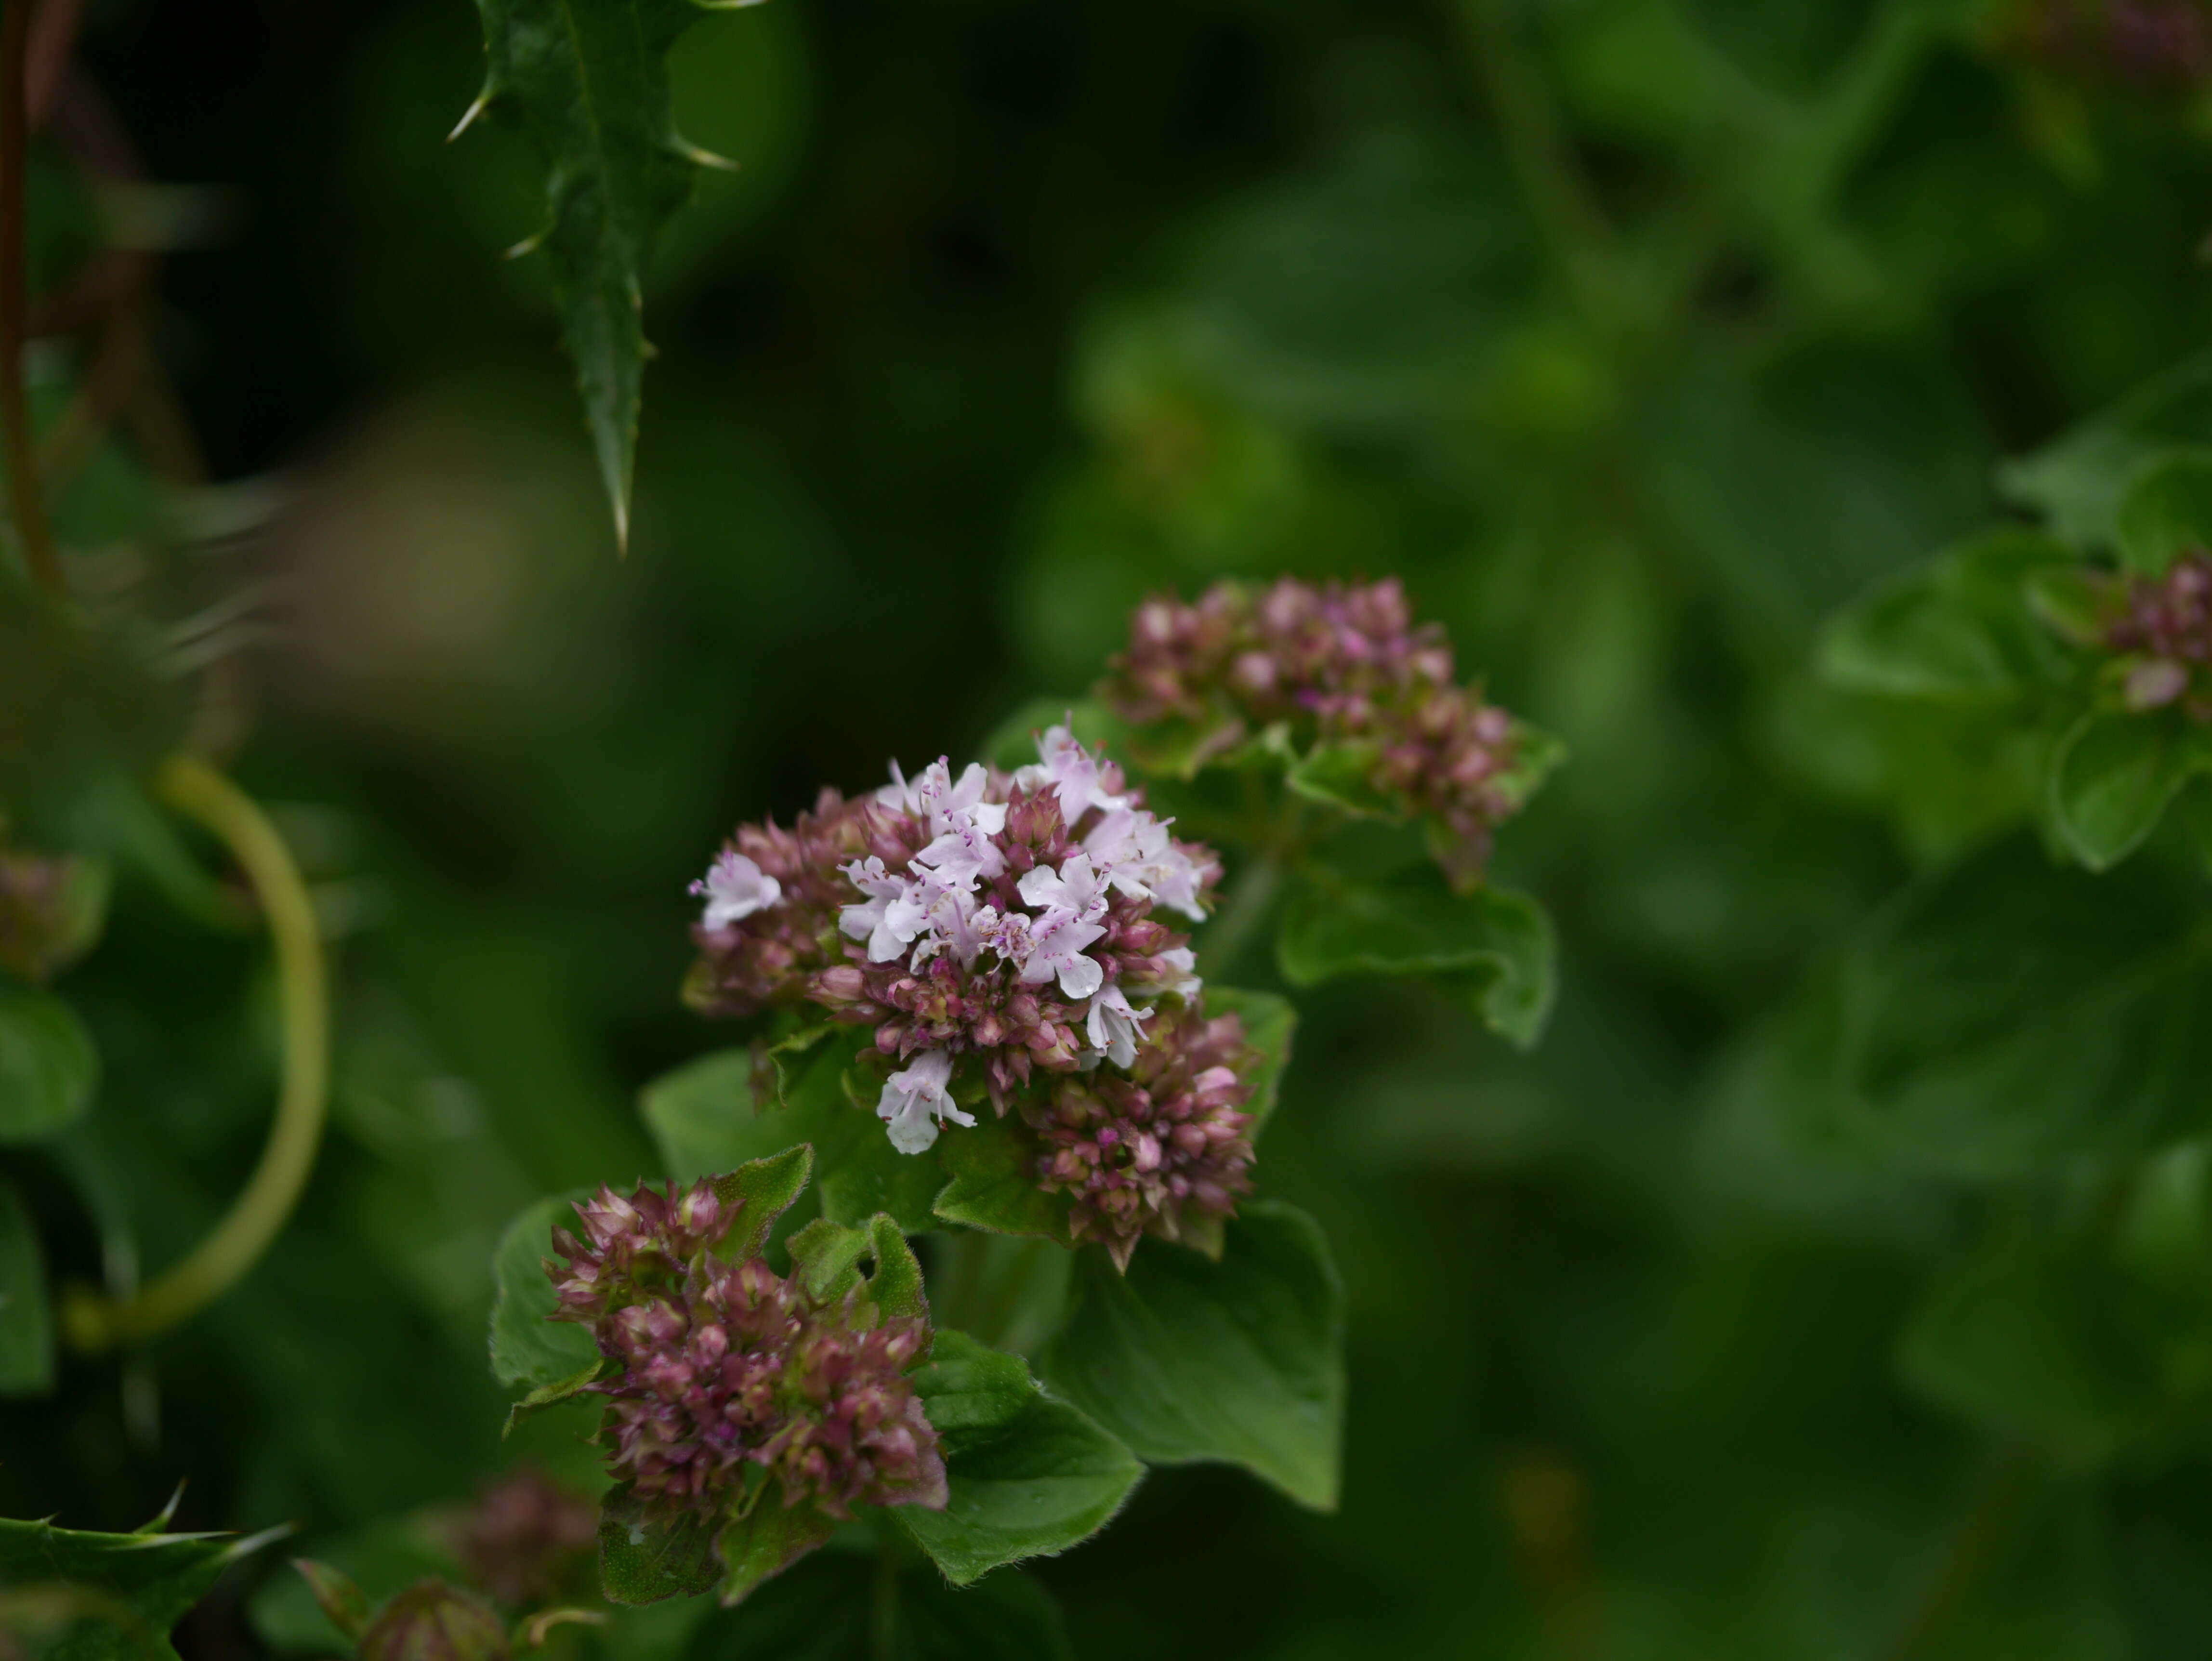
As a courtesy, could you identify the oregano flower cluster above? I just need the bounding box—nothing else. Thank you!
[687,725,1221,1153]
[2094,552,2212,716]
[1102,576,1535,886]
[1025,1001,1259,1269]
[547,1179,946,1522]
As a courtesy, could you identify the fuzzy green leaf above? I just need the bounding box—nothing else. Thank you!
[1818,528,2076,699]
[2049,710,2212,871]
[463,0,757,546]
[487,1191,602,1391]
[2115,448,2212,576]
[501,1358,607,1438]
[597,1481,721,1607]
[0,1515,281,1661]
[784,1216,871,1304]
[1198,987,1294,1138]
[932,1119,1071,1244]
[711,1143,815,1262]
[715,1498,837,1608]
[0,1176,53,1397]
[1039,1200,1345,1511]
[1277,867,1556,1047]
[0,989,97,1144]
[640,1046,788,1182]
[866,1213,929,1323]
[895,1332,1141,1585]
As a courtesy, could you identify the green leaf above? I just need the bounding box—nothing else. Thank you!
[0,1176,53,1396]
[1039,1200,1345,1511]
[501,1358,607,1438]
[784,1216,871,1304]
[865,1213,929,1323]
[2000,351,2212,547]
[641,1046,792,1182]
[597,1481,721,1607]
[2115,449,2212,576]
[780,1212,928,1330]
[487,1191,601,1392]
[0,989,97,1144]
[1277,866,1556,1047]
[463,0,755,546]
[2048,710,2212,871]
[895,1331,1142,1585]
[907,1330,1036,1450]
[0,1515,279,1661]
[1837,842,2212,1178]
[931,1119,1070,1244]
[716,1498,836,1607]
[1817,528,2076,699]
[1198,987,1294,1137]
[711,1143,816,1262]
[1283,739,1398,817]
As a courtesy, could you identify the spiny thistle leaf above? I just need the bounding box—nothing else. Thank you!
[460,0,756,549]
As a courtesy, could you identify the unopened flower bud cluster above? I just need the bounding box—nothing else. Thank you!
[1025,1002,1259,1269]
[1104,577,1530,885]
[2098,553,2212,717]
[548,1179,945,1522]
[689,725,1219,1154]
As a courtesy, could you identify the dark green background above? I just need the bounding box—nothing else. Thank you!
[13,0,2212,1654]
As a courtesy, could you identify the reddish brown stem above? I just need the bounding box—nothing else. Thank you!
[0,0,56,596]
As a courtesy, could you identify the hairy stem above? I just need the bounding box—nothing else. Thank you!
[63,757,329,1350]
[0,0,54,595]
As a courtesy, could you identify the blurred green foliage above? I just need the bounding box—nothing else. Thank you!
[16,0,2212,1655]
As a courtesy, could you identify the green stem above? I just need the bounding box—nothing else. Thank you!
[1452,0,1620,319]
[62,756,330,1350]
[0,0,54,595]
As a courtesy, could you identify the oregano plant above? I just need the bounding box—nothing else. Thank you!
[484,575,1556,1613]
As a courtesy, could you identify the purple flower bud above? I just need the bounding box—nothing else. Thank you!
[1100,577,1538,887]
[2097,554,2212,716]
[542,1180,947,1532]
[1022,1003,1260,1268]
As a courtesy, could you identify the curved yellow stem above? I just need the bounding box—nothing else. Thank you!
[63,756,329,1351]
